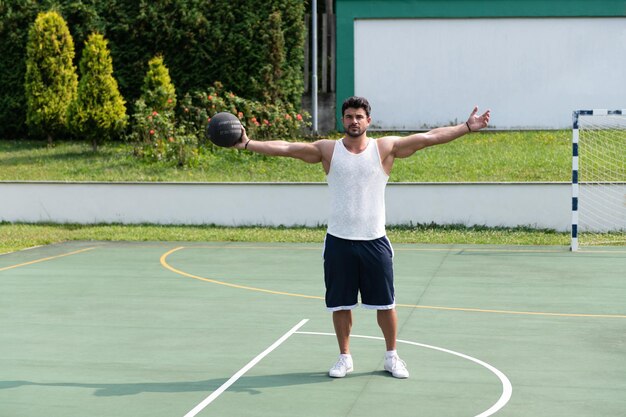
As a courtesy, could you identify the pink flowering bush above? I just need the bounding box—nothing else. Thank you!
[128,98,198,167]
[127,55,199,167]
[184,82,309,146]
[129,81,309,165]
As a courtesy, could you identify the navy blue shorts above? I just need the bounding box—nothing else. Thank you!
[323,233,395,311]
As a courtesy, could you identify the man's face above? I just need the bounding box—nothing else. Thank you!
[342,108,370,138]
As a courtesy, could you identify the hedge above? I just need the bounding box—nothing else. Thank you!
[0,0,305,139]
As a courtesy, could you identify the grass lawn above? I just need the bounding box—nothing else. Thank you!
[0,130,572,182]
[0,223,570,255]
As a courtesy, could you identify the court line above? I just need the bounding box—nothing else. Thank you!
[297,331,512,417]
[394,303,626,319]
[0,247,96,272]
[161,247,626,319]
[160,247,322,300]
[164,243,626,255]
[182,319,309,417]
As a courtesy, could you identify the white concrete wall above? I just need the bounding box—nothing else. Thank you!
[354,18,626,130]
[0,182,572,231]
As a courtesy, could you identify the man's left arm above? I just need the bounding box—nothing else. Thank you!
[389,106,490,158]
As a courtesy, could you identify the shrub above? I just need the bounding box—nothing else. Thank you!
[24,10,78,145]
[128,57,197,167]
[141,55,176,113]
[185,82,309,143]
[128,80,309,167]
[129,99,198,167]
[68,33,127,152]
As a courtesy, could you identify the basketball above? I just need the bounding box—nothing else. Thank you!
[206,112,243,147]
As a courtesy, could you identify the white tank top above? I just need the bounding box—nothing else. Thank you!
[326,138,389,240]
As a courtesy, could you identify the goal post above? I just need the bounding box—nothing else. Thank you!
[571,109,626,251]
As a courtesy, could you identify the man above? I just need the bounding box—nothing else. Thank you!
[234,96,490,378]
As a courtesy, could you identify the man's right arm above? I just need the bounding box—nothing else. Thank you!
[233,129,330,165]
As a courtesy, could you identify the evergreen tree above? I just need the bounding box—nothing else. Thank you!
[24,10,78,145]
[68,33,127,151]
[141,55,177,113]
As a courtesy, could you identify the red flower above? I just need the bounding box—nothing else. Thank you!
[296,114,303,121]
[152,111,158,116]
[263,119,270,125]
[208,95,213,100]
[238,112,244,119]
[149,129,155,135]
[285,114,292,120]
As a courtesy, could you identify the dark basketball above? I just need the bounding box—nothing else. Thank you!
[206,112,243,147]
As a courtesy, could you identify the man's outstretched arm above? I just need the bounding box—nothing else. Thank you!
[387,107,491,159]
[232,129,331,164]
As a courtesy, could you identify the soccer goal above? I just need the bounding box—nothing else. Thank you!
[571,110,626,251]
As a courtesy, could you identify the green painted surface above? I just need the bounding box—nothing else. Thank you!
[1,241,625,416]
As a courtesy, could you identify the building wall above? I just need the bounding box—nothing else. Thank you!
[335,0,626,130]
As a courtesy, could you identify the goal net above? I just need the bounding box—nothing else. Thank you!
[571,110,626,251]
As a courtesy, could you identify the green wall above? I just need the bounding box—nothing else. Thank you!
[334,0,626,129]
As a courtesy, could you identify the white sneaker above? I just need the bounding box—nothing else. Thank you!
[329,355,353,378]
[384,354,409,379]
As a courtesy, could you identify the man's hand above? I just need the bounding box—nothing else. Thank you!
[233,127,248,150]
[467,107,491,132]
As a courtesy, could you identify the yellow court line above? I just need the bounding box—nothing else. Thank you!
[0,247,97,272]
[395,304,626,319]
[160,247,323,300]
[161,246,626,319]
[165,243,626,255]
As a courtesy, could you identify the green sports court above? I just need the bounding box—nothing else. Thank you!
[2,240,625,417]
[3,2,626,416]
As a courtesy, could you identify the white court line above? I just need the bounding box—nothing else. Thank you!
[182,319,308,417]
[297,331,512,417]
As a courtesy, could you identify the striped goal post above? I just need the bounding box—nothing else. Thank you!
[571,109,626,251]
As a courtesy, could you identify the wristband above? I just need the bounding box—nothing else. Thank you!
[465,121,472,132]
[244,139,251,149]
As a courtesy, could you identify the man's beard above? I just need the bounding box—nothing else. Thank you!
[345,126,364,137]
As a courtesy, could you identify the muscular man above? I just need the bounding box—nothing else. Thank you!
[234,96,490,378]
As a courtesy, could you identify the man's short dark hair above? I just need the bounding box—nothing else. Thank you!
[342,96,371,117]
